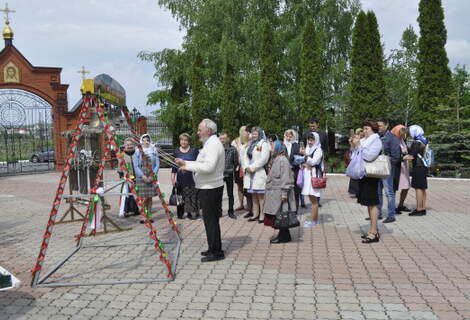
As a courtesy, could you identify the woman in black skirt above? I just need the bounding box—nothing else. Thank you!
[406,125,429,216]
[351,120,383,244]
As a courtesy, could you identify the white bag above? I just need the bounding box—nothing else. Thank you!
[364,155,391,179]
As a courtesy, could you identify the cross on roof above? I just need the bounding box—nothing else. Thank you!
[0,3,15,23]
[77,66,91,79]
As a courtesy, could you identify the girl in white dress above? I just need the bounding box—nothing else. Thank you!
[300,132,323,227]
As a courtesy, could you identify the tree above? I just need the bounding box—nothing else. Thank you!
[299,20,324,126]
[190,54,208,143]
[259,21,283,136]
[349,10,386,128]
[221,61,240,139]
[365,11,387,119]
[385,26,419,126]
[417,0,452,132]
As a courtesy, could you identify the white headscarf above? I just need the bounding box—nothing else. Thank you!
[305,132,321,156]
[140,134,156,155]
[408,125,429,144]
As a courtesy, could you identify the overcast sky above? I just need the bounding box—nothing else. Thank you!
[5,0,469,115]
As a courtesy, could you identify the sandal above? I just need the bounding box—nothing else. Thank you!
[362,232,380,244]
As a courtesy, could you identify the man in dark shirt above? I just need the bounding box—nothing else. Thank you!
[220,132,238,219]
[376,119,401,223]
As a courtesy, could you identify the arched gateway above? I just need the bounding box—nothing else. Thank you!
[0,8,70,174]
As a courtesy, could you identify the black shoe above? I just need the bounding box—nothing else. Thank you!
[365,216,383,221]
[248,216,259,222]
[270,237,291,244]
[396,210,402,215]
[244,212,254,218]
[409,210,426,216]
[228,212,236,219]
[140,219,154,224]
[362,233,380,244]
[258,219,264,224]
[300,204,306,208]
[397,206,411,212]
[201,250,211,256]
[188,213,197,220]
[195,212,201,219]
[383,217,396,223]
[201,252,225,262]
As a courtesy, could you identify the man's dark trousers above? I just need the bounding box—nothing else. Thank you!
[223,176,234,214]
[198,186,224,254]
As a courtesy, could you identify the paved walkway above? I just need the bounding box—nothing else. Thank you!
[1,169,470,320]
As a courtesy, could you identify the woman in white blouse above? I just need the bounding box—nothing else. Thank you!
[243,127,271,223]
[299,132,323,227]
[351,120,383,244]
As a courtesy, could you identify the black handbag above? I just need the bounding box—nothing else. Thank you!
[274,198,300,229]
[169,187,183,206]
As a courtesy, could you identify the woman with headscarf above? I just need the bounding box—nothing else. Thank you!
[231,126,250,212]
[243,126,271,223]
[406,125,429,216]
[263,140,296,243]
[391,125,411,213]
[284,129,302,209]
[351,120,383,243]
[299,132,324,227]
[138,134,160,223]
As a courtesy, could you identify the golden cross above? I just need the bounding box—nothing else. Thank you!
[0,3,15,23]
[77,66,91,79]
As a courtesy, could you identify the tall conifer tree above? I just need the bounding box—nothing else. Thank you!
[259,21,282,135]
[349,11,369,128]
[190,54,207,143]
[349,10,386,128]
[221,61,240,140]
[366,11,387,118]
[417,0,452,132]
[300,21,324,126]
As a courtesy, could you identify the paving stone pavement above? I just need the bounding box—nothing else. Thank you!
[1,169,470,320]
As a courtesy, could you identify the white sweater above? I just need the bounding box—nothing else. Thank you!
[185,135,225,189]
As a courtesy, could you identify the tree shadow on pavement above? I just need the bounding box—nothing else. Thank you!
[0,290,35,320]
[223,235,252,256]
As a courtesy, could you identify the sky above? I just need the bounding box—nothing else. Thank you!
[5,0,470,115]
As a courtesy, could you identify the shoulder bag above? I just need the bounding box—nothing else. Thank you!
[363,154,391,179]
[274,193,300,229]
[310,154,327,189]
[169,186,184,206]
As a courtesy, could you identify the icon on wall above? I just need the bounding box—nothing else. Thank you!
[3,61,20,83]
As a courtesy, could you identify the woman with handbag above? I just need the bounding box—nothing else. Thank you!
[171,133,199,219]
[351,120,383,243]
[263,140,297,243]
[299,132,324,227]
[243,127,271,223]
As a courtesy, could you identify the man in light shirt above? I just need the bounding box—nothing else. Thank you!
[175,119,226,262]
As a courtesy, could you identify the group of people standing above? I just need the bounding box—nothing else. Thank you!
[346,120,430,244]
[117,116,431,264]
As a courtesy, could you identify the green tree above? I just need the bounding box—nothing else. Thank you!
[259,21,283,135]
[385,26,419,126]
[299,20,324,126]
[190,54,208,143]
[349,11,369,128]
[365,11,387,118]
[349,10,386,128]
[417,0,452,132]
[221,61,240,139]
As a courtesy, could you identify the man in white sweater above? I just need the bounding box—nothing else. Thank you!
[175,119,226,262]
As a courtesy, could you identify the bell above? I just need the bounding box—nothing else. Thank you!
[88,109,101,128]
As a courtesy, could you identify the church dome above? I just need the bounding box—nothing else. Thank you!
[3,21,13,39]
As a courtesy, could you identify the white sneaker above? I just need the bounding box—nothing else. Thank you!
[303,221,315,227]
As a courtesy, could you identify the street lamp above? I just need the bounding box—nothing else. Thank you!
[130,108,141,122]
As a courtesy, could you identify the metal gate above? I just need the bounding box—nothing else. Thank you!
[0,88,54,175]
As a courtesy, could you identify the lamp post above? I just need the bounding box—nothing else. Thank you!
[130,108,141,123]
